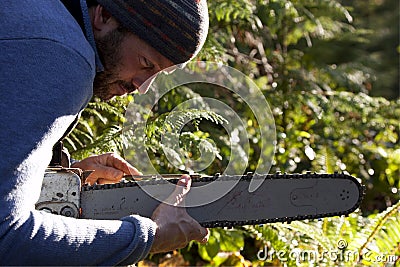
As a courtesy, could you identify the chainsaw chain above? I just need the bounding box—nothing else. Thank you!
[82,172,364,228]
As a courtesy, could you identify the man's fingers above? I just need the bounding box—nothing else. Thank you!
[105,153,142,176]
[199,228,210,243]
[176,174,191,188]
[73,153,144,185]
[184,216,209,243]
[85,165,124,185]
[127,165,142,176]
[188,223,209,243]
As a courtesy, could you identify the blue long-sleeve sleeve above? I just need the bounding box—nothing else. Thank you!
[0,1,156,265]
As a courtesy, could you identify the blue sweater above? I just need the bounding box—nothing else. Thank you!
[0,0,156,265]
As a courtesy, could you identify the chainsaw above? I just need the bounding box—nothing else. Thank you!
[36,168,363,228]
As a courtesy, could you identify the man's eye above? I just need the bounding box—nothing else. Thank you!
[142,57,154,69]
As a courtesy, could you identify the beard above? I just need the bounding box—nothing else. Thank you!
[93,27,136,100]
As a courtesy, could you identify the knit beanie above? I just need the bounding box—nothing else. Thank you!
[96,0,209,65]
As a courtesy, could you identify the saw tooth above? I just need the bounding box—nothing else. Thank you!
[245,172,253,180]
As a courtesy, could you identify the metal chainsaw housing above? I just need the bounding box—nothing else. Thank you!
[36,168,81,218]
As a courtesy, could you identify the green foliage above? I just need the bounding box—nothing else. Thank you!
[142,107,227,173]
[198,229,245,266]
[347,0,399,100]
[65,0,398,265]
[63,96,132,159]
[349,201,400,265]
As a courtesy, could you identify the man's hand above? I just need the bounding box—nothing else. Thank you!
[71,153,141,185]
[150,175,209,254]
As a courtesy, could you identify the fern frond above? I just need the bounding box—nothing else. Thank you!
[146,109,227,141]
[346,201,400,264]
[358,201,400,254]
[87,101,123,118]
[70,125,123,159]
[77,120,94,137]
[82,108,107,125]
[323,145,335,173]
[276,221,336,252]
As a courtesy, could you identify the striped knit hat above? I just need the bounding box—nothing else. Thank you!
[96,0,209,65]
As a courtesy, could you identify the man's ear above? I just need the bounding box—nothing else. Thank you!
[91,5,119,36]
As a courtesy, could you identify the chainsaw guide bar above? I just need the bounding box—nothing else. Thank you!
[77,172,364,228]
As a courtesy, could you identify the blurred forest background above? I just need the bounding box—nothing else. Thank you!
[66,0,399,266]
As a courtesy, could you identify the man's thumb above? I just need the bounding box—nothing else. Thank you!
[166,174,191,207]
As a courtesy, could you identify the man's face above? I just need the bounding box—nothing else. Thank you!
[93,27,175,101]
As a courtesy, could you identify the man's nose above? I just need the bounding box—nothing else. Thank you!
[137,73,158,94]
